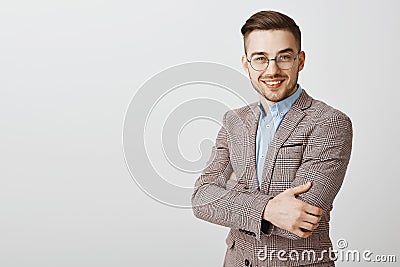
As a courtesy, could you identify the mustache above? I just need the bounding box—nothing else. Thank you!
[259,74,286,80]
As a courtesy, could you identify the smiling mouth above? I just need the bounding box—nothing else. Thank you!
[261,79,284,88]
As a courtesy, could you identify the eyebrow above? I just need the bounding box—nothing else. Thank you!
[249,48,295,57]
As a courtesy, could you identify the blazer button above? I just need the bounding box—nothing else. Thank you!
[244,259,250,266]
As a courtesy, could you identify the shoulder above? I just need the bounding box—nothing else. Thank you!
[308,98,352,131]
[223,102,258,124]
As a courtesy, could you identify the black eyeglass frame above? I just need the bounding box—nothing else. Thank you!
[246,51,301,71]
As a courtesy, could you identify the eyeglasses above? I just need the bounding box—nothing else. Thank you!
[247,51,300,71]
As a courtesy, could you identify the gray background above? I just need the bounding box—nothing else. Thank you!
[1,0,399,266]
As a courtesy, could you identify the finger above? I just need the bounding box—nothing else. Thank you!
[299,225,319,233]
[303,204,323,217]
[302,213,321,225]
[301,219,320,231]
[307,222,319,231]
[299,221,315,232]
[290,181,312,195]
[295,228,312,238]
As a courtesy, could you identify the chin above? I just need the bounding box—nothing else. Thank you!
[262,91,285,103]
[266,95,284,103]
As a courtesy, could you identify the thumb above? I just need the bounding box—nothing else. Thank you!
[290,181,312,196]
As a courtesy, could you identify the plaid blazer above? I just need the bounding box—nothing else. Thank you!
[192,90,353,267]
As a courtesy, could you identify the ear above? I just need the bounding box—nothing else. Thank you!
[242,54,249,72]
[298,51,306,72]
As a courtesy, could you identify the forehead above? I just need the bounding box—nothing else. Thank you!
[245,30,298,54]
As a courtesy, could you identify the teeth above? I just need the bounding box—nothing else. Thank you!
[264,80,282,85]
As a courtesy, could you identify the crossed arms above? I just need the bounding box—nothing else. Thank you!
[191,110,353,240]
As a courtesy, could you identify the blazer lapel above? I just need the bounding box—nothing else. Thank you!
[260,90,313,193]
[243,103,261,191]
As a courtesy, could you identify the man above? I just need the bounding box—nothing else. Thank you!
[192,10,353,267]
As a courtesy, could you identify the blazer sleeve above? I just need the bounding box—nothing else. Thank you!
[267,112,353,240]
[191,111,273,240]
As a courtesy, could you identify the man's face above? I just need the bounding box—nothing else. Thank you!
[242,30,305,105]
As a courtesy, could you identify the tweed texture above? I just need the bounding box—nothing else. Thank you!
[192,90,353,266]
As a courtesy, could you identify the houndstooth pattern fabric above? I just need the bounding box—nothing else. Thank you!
[192,90,353,266]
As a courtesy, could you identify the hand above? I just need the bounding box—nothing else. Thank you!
[263,181,323,238]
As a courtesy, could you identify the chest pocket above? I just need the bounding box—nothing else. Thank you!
[270,143,304,191]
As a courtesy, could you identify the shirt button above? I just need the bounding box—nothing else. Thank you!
[280,112,284,117]
[266,124,270,128]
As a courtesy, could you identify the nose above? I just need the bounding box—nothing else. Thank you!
[264,59,280,75]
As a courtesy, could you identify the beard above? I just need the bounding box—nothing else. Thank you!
[249,72,299,104]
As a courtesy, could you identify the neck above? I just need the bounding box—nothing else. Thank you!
[259,96,273,114]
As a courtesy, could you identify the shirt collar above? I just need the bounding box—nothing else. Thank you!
[258,84,303,119]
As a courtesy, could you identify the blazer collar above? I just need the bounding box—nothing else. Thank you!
[246,89,312,130]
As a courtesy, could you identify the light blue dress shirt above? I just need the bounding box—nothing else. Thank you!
[256,85,303,186]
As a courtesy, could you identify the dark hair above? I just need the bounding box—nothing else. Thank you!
[241,10,301,51]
